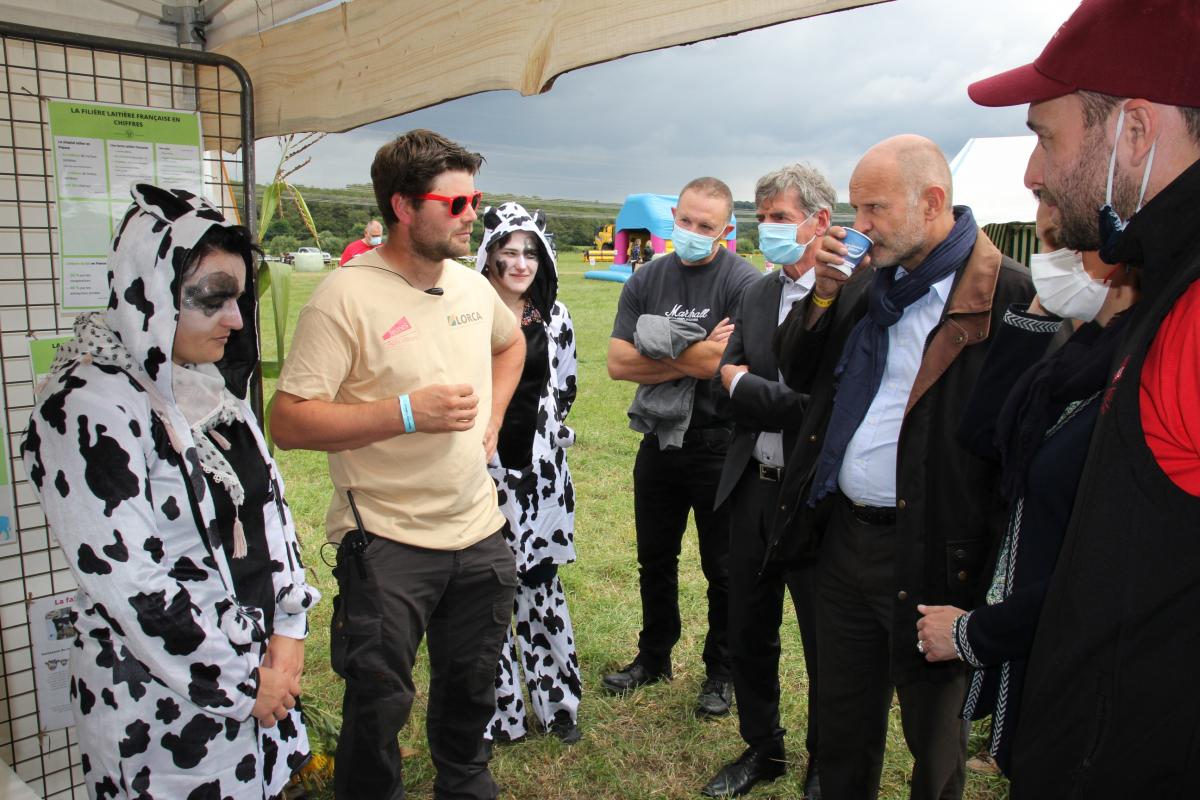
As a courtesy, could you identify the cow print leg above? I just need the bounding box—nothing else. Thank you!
[517,574,581,729]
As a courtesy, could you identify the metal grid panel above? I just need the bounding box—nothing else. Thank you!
[0,23,252,798]
[983,221,1039,267]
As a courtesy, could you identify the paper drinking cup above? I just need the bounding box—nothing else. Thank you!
[835,228,873,276]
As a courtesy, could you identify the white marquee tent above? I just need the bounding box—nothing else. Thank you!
[949,134,1038,226]
[1,0,890,141]
[949,135,1040,265]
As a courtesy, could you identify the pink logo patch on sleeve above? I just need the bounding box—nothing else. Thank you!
[383,317,413,340]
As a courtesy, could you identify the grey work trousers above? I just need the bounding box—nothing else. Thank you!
[331,528,517,800]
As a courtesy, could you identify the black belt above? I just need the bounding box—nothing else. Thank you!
[646,426,733,446]
[755,462,783,482]
[843,493,897,526]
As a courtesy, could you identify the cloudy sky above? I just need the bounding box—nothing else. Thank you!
[256,0,1081,203]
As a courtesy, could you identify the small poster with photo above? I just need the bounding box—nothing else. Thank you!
[29,592,78,731]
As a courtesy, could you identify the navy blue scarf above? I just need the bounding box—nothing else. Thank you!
[808,206,978,506]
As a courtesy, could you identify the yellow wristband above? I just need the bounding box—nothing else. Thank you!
[811,292,835,308]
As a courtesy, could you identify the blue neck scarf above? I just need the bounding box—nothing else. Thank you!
[808,206,977,506]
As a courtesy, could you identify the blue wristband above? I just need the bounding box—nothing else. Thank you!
[398,393,416,433]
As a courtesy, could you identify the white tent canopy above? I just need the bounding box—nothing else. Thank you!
[1,0,889,142]
[949,135,1038,226]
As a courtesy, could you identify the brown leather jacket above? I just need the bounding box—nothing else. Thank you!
[769,230,1033,685]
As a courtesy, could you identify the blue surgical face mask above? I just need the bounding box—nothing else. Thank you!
[369,235,383,246]
[1098,105,1157,263]
[671,223,722,263]
[758,215,817,266]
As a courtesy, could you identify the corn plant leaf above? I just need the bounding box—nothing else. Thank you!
[287,182,321,247]
[258,181,283,245]
[260,257,291,365]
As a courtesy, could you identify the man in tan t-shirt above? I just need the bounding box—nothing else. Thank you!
[272,129,525,800]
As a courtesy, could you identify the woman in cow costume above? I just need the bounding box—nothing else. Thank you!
[474,202,582,745]
[21,184,320,799]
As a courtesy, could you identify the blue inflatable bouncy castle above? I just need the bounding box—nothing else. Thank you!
[584,193,737,283]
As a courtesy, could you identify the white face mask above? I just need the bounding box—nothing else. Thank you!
[1030,248,1109,322]
[1098,105,1157,261]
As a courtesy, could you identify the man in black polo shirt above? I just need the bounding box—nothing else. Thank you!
[604,176,760,716]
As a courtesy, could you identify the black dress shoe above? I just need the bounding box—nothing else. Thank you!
[700,746,787,797]
[601,662,669,694]
[802,758,821,800]
[695,678,733,718]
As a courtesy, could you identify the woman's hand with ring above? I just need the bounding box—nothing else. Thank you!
[916,604,967,662]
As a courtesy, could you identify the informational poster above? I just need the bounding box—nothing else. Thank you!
[29,592,78,731]
[48,100,203,312]
[27,335,73,386]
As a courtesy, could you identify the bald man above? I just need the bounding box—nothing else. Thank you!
[767,135,1032,799]
[340,219,384,266]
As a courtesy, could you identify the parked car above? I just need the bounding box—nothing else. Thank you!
[285,246,331,265]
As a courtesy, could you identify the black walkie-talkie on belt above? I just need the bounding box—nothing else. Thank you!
[342,490,370,580]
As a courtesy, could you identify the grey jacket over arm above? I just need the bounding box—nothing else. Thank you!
[627,314,707,448]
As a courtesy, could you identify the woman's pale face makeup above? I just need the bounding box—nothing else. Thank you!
[172,249,246,366]
[487,230,539,301]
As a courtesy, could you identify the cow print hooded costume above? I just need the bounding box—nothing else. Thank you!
[22,185,320,799]
[474,202,582,743]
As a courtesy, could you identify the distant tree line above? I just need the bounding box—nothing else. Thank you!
[238,183,854,259]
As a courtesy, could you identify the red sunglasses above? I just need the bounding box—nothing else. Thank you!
[418,191,482,217]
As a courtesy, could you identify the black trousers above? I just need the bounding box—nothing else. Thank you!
[331,529,517,800]
[727,462,819,757]
[815,499,968,800]
[632,432,731,680]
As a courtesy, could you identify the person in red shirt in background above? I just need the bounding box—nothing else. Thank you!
[968,0,1200,795]
[339,219,384,266]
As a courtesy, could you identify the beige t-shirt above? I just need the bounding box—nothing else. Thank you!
[278,248,516,549]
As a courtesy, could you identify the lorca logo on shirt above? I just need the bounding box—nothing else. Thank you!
[666,304,711,321]
[448,310,484,327]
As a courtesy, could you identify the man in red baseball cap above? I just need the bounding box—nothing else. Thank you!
[968,1,1200,796]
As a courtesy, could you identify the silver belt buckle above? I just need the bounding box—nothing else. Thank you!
[758,463,781,482]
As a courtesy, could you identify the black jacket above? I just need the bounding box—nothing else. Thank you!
[770,230,1033,686]
[1011,158,1200,799]
[713,270,808,510]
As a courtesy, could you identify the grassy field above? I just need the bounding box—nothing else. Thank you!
[260,252,1009,800]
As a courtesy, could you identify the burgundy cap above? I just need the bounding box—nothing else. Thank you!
[969,0,1200,108]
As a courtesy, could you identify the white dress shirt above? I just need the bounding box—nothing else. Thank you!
[837,268,956,506]
[728,267,815,467]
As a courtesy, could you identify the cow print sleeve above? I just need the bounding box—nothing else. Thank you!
[255,438,321,640]
[25,380,261,720]
[550,302,578,422]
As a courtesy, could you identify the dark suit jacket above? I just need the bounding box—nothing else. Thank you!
[713,270,808,511]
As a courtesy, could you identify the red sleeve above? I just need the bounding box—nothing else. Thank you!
[1140,279,1200,495]
[339,240,367,266]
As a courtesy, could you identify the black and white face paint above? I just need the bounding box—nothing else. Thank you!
[173,250,246,365]
[182,272,241,317]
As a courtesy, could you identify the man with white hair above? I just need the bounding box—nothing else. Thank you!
[969,1,1200,793]
[701,163,833,798]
